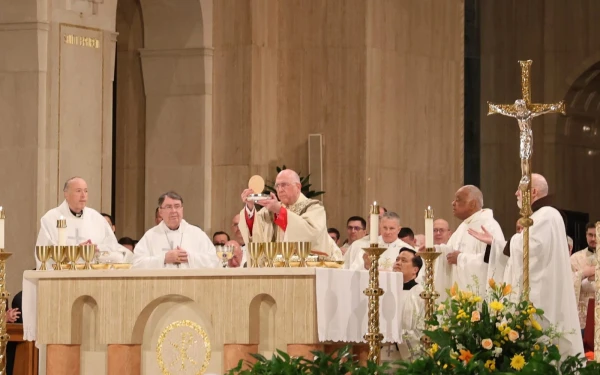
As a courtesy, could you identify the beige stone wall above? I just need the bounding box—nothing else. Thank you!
[212,0,465,237]
[481,0,600,233]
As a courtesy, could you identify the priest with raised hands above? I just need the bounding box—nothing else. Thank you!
[433,185,506,297]
[133,191,220,269]
[468,174,584,358]
[238,170,341,258]
[348,212,414,271]
[35,177,129,268]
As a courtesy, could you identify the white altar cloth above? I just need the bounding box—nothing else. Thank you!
[315,268,407,343]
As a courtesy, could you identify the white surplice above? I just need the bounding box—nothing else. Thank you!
[238,194,342,259]
[35,200,129,267]
[434,209,506,297]
[132,220,220,269]
[349,237,415,272]
[499,206,584,358]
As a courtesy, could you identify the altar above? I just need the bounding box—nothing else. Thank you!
[23,268,408,375]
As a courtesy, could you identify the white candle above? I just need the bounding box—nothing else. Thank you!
[57,215,67,246]
[370,201,379,245]
[0,207,4,249]
[425,206,434,248]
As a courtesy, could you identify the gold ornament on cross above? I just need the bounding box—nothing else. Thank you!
[487,60,566,301]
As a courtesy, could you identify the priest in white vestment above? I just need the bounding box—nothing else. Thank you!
[348,212,414,271]
[238,169,341,258]
[469,174,584,358]
[433,185,506,297]
[133,191,220,269]
[570,222,597,334]
[35,177,129,268]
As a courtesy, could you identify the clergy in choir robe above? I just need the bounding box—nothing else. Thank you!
[238,169,341,258]
[433,185,506,297]
[570,222,597,333]
[468,174,584,358]
[348,212,414,271]
[133,191,220,269]
[35,177,129,268]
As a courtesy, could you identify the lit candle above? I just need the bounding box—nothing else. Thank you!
[425,206,434,248]
[0,207,4,249]
[370,201,380,246]
[57,215,67,246]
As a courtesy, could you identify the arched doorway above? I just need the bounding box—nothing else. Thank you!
[113,0,213,240]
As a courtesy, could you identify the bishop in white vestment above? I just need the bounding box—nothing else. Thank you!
[469,174,584,358]
[348,212,414,271]
[433,185,506,297]
[133,192,220,269]
[238,169,341,258]
[570,222,597,331]
[35,177,129,267]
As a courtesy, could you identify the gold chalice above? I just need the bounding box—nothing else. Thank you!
[65,245,80,269]
[248,242,264,268]
[35,246,51,271]
[80,244,95,270]
[279,242,296,267]
[263,242,278,267]
[51,246,65,270]
[296,241,311,267]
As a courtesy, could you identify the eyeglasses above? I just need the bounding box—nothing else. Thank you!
[433,229,448,233]
[161,204,183,211]
[347,226,365,232]
[274,182,292,190]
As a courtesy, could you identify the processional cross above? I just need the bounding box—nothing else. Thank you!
[487,60,565,301]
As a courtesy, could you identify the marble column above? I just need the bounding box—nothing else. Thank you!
[46,344,80,375]
[107,344,141,375]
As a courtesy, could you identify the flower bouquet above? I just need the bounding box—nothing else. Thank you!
[396,280,600,374]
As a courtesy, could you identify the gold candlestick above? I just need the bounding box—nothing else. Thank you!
[362,246,386,364]
[419,250,441,333]
[595,221,599,363]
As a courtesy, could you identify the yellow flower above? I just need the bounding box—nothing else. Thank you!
[508,330,519,342]
[460,290,473,300]
[428,343,439,357]
[471,310,481,322]
[510,353,526,370]
[530,318,542,331]
[484,359,496,371]
[489,301,504,311]
[473,296,482,303]
[481,338,493,350]
[488,279,497,289]
[502,284,512,296]
[534,344,540,351]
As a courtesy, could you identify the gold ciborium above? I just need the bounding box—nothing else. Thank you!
[248,242,264,268]
[65,245,80,270]
[279,242,296,267]
[80,244,95,270]
[35,246,51,271]
[50,246,65,270]
[296,242,311,267]
[263,242,278,267]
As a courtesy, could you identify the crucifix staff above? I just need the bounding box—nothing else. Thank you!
[487,60,565,301]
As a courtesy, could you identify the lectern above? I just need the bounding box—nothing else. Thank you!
[24,268,321,375]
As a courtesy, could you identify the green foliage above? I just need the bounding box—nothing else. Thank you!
[395,280,600,374]
[225,345,390,375]
[265,165,325,199]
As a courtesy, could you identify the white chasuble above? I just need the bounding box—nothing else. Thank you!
[35,200,129,268]
[500,206,583,358]
[132,220,220,269]
[570,248,596,329]
[238,194,342,259]
[434,209,506,297]
[349,237,415,272]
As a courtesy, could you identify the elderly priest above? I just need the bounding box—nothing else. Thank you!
[35,177,128,267]
[238,169,341,258]
[133,191,220,269]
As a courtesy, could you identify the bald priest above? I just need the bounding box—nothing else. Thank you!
[35,177,129,267]
[238,169,341,258]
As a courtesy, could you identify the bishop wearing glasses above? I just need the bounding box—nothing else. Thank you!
[132,191,220,269]
[238,169,341,258]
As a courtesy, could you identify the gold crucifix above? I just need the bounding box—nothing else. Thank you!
[487,60,566,301]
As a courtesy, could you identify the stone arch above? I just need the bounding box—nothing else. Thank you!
[70,295,99,346]
[131,294,196,343]
[249,293,277,355]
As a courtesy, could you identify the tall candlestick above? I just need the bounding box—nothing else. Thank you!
[0,207,4,249]
[369,202,380,246]
[425,206,434,248]
[57,216,67,246]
